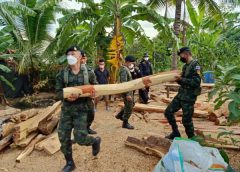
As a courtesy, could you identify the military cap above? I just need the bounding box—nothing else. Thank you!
[177,47,191,56]
[125,55,136,62]
[143,53,149,57]
[65,45,82,55]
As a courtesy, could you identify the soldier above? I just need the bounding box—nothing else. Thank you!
[128,58,149,104]
[139,53,153,94]
[164,47,201,140]
[80,54,97,134]
[115,55,135,129]
[56,46,101,172]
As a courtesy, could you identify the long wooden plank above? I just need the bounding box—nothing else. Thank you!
[118,103,208,117]
[63,71,180,98]
[164,83,215,88]
[16,134,45,163]
[13,101,61,142]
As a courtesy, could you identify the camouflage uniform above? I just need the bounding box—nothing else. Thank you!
[164,59,201,138]
[85,65,98,129]
[55,65,97,157]
[119,65,134,121]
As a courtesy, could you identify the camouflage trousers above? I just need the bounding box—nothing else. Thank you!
[86,99,95,128]
[117,93,134,121]
[58,104,95,156]
[164,96,195,138]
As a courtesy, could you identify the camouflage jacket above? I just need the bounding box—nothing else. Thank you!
[55,65,97,105]
[119,65,133,97]
[177,59,201,102]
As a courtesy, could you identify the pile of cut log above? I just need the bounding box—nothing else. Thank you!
[0,101,62,162]
[117,91,240,151]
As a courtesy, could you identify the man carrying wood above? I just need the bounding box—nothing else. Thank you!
[164,47,201,140]
[115,55,135,129]
[56,46,101,172]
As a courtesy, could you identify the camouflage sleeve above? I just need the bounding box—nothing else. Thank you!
[89,70,98,85]
[181,62,201,88]
[119,67,131,96]
[55,71,64,101]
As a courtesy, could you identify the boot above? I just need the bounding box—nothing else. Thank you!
[92,136,101,156]
[62,154,76,172]
[115,110,124,120]
[185,127,195,139]
[165,131,181,140]
[87,127,97,135]
[122,121,134,130]
[165,124,181,140]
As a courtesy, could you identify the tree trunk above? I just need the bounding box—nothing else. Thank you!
[172,0,183,70]
[182,0,187,46]
[164,0,168,18]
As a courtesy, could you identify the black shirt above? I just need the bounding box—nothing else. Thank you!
[94,68,110,84]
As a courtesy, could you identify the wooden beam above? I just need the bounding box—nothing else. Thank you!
[0,122,15,138]
[15,132,38,147]
[35,132,60,155]
[64,71,180,98]
[38,107,61,135]
[125,136,171,158]
[0,134,12,151]
[13,101,61,142]
[16,134,45,163]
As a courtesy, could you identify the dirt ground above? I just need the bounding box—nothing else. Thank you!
[0,100,240,172]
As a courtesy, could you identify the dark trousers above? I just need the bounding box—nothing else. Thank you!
[164,96,195,138]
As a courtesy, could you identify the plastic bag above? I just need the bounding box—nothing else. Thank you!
[153,138,228,172]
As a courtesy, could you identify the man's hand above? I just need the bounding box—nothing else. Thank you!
[90,90,96,99]
[126,95,132,101]
[67,94,79,102]
[175,75,182,82]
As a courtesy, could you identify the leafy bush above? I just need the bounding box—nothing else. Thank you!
[209,65,240,122]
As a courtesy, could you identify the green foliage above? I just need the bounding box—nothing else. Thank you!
[0,64,15,90]
[209,65,240,122]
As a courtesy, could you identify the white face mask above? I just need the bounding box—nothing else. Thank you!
[129,68,134,72]
[67,55,78,65]
[128,63,134,69]
[144,57,149,61]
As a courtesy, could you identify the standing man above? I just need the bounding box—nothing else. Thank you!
[164,47,201,140]
[129,59,149,104]
[94,59,110,111]
[56,46,101,172]
[115,55,135,129]
[139,53,153,94]
[80,53,97,134]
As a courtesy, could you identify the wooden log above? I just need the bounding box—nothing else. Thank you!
[0,122,15,138]
[0,134,12,151]
[15,132,38,147]
[208,109,223,122]
[11,109,39,123]
[215,116,228,126]
[64,71,180,98]
[35,132,60,155]
[20,109,39,121]
[13,101,61,142]
[38,107,61,135]
[118,103,208,118]
[0,107,21,118]
[16,134,45,163]
[125,136,171,158]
